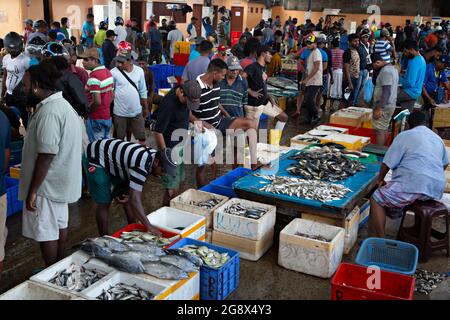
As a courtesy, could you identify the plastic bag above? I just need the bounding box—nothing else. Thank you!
[193,127,217,166]
[363,79,374,104]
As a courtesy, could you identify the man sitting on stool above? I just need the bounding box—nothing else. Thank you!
[369,111,448,238]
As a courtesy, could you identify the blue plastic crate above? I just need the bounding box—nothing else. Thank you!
[5,176,23,217]
[210,167,251,198]
[355,238,419,275]
[169,237,240,300]
[149,64,175,92]
[174,65,184,77]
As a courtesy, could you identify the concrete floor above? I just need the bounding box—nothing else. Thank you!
[1,103,449,299]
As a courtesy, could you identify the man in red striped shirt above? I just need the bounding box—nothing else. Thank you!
[80,48,114,142]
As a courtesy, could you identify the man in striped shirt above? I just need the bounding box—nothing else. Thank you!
[85,139,177,236]
[374,29,394,63]
[80,48,114,143]
[190,59,259,186]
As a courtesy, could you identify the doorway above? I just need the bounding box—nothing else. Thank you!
[230,6,244,32]
[131,1,145,30]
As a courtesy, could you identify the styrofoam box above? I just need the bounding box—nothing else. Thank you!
[358,198,371,226]
[0,280,85,300]
[301,206,360,255]
[290,134,326,147]
[214,198,276,241]
[315,125,349,134]
[170,189,228,230]
[138,271,200,300]
[30,251,115,295]
[147,207,206,241]
[82,271,170,300]
[320,133,366,150]
[243,143,298,168]
[278,218,345,278]
[306,129,338,137]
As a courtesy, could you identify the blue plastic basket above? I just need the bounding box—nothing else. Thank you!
[169,237,240,300]
[355,238,419,275]
[5,176,23,217]
[149,64,175,93]
[199,184,226,196]
[174,65,184,77]
[209,167,251,198]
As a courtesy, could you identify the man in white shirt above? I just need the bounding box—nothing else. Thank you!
[167,21,184,61]
[113,16,128,47]
[110,48,148,145]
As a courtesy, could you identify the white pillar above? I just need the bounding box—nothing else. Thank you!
[108,0,118,29]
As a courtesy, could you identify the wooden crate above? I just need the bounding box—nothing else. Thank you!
[212,229,274,261]
[213,198,276,241]
[170,189,228,230]
[433,107,450,128]
[278,218,345,278]
[301,206,360,254]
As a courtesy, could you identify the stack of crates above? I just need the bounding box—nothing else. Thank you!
[230,31,242,47]
[149,64,175,93]
[173,41,190,77]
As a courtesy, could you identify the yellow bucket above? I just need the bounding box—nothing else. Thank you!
[269,129,282,146]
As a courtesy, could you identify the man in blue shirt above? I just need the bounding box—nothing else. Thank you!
[0,110,11,274]
[202,17,214,38]
[82,13,96,49]
[369,111,449,237]
[397,40,426,111]
[422,54,450,107]
[148,22,162,65]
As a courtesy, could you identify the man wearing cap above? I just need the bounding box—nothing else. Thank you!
[153,81,202,206]
[111,46,148,145]
[374,29,394,63]
[84,138,173,236]
[343,33,361,107]
[219,56,248,118]
[23,19,34,43]
[370,53,399,146]
[102,30,118,70]
[212,44,227,61]
[355,31,373,106]
[297,35,323,124]
[189,37,206,62]
[80,48,114,142]
[422,54,450,108]
[182,40,213,82]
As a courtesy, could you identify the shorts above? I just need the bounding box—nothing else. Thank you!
[0,195,7,261]
[86,119,112,143]
[22,196,69,242]
[223,105,244,118]
[215,117,237,135]
[244,102,283,127]
[113,113,146,141]
[372,108,395,131]
[162,147,185,190]
[83,157,127,204]
[372,181,430,219]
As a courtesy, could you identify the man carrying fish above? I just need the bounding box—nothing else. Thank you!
[84,139,178,236]
[369,111,448,238]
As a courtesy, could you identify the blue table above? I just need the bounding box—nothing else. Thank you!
[233,149,381,226]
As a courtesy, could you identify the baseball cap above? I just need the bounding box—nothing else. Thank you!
[316,34,327,43]
[78,47,100,60]
[437,55,450,67]
[157,149,177,177]
[226,55,242,70]
[217,44,226,52]
[380,28,390,37]
[106,30,118,37]
[24,19,33,25]
[305,35,316,44]
[181,80,202,111]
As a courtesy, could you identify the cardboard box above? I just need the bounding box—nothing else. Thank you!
[330,110,365,127]
[212,229,274,261]
[433,106,450,129]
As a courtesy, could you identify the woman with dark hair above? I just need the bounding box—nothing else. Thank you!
[19,60,82,267]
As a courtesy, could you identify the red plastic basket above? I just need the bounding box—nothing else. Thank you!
[111,223,179,248]
[323,123,392,146]
[173,53,189,66]
[331,263,415,300]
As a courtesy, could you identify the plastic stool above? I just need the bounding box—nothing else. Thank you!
[397,200,449,262]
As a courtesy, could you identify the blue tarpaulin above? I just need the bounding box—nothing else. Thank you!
[233,149,381,211]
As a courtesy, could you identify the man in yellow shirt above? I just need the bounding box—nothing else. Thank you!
[94,21,108,47]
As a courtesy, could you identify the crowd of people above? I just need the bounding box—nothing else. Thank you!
[0,12,449,275]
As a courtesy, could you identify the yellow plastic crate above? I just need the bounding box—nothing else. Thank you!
[9,164,21,179]
[320,133,365,150]
[174,41,191,54]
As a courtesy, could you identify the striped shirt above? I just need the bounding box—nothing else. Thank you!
[87,139,156,192]
[86,65,114,120]
[219,76,248,117]
[193,74,223,127]
[374,40,392,63]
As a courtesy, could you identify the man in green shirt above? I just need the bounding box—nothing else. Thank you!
[94,21,108,47]
[61,17,70,39]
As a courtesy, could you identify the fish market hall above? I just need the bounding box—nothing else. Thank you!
[1,8,450,302]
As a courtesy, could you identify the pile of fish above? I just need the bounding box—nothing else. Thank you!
[223,203,268,220]
[414,269,447,295]
[119,231,178,247]
[286,147,366,182]
[97,283,155,300]
[79,236,202,280]
[255,174,351,202]
[189,198,222,210]
[267,77,298,91]
[293,136,321,144]
[181,245,230,269]
[295,232,331,242]
[49,263,106,291]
